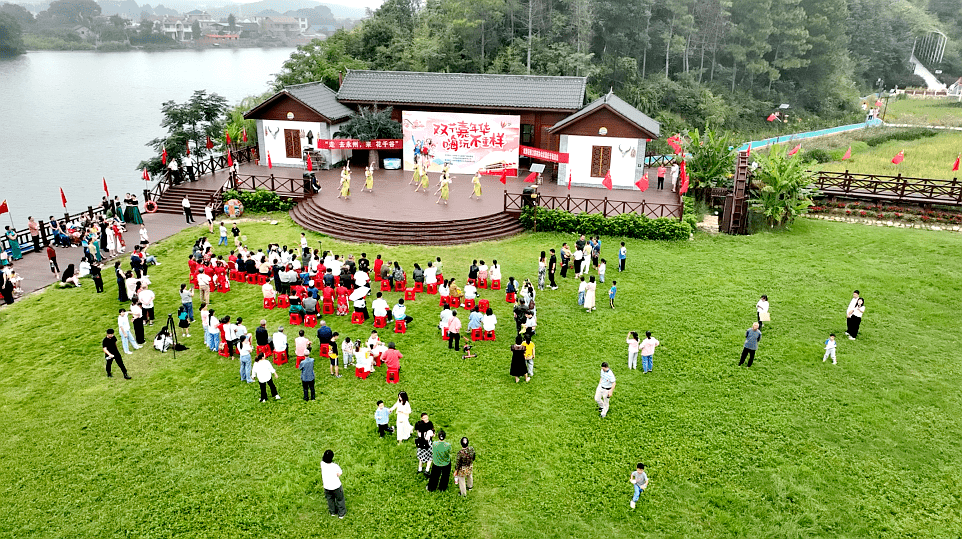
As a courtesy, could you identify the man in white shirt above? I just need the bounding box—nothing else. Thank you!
[138,286,156,326]
[251,353,280,402]
[272,326,288,355]
[117,308,141,353]
[372,292,390,319]
[354,268,370,288]
[464,281,477,300]
[321,449,346,518]
[393,298,413,324]
[224,318,238,357]
[756,294,769,328]
[181,194,194,224]
[204,203,214,233]
[424,263,438,285]
[594,362,616,418]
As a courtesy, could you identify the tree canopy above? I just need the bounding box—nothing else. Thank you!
[0,13,25,56]
[137,90,229,174]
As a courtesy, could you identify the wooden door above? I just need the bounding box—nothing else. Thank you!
[590,146,611,177]
[284,129,301,159]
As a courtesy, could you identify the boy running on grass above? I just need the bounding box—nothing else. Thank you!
[629,463,648,509]
[823,333,837,365]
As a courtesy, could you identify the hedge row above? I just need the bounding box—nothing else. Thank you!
[519,207,692,241]
[222,189,294,213]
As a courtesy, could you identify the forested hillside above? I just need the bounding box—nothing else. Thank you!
[275,0,962,138]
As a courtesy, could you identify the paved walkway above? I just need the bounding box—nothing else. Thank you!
[2,211,195,306]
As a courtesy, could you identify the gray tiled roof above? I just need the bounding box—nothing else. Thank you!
[286,82,354,122]
[337,70,587,111]
[550,91,660,138]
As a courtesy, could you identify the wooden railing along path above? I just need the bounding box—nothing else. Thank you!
[504,191,684,220]
[811,170,962,206]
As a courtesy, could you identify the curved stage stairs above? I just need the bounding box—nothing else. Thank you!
[290,196,525,245]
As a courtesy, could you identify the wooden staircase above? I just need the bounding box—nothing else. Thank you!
[154,184,222,215]
[290,196,525,245]
[721,151,751,234]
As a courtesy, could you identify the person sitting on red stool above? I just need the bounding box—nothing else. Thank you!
[382,341,402,377]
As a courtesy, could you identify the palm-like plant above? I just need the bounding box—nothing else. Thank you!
[750,144,816,227]
[685,125,736,201]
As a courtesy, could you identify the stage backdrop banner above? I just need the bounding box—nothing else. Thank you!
[402,111,520,176]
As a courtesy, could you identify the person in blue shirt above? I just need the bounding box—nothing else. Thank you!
[299,354,315,400]
[306,281,320,300]
[609,280,617,309]
[375,400,393,437]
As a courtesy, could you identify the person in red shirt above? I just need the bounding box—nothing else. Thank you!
[322,285,335,303]
[656,165,667,190]
[373,255,383,281]
[382,342,402,372]
[447,311,462,351]
[46,245,59,274]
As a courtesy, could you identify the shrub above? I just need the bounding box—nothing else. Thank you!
[222,188,294,213]
[520,208,691,240]
[804,148,832,163]
[863,128,937,147]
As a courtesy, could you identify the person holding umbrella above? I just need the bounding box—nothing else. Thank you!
[350,285,370,321]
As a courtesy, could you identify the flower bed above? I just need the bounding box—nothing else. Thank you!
[809,201,962,225]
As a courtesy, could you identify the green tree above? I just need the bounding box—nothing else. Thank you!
[684,125,737,200]
[334,106,403,169]
[40,0,101,24]
[137,90,229,174]
[0,13,26,56]
[191,20,201,40]
[750,143,814,227]
[0,3,34,25]
[273,34,368,91]
[227,13,236,33]
[225,93,272,151]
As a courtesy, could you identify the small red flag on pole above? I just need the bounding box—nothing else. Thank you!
[185,140,190,156]
[60,188,67,209]
[601,170,613,190]
[226,131,232,145]
[566,172,572,190]
[498,169,507,185]
[162,146,167,166]
[635,173,649,191]
[102,177,109,197]
[142,167,150,182]
[953,154,960,172]
[306,153,313,172]
[0,200,8,215]
[206,136,214,150]
[746,142,752,158]
[679,161,689,194]
[523,172,538,183]
[842,146,852,160]
[788,144,801,156]
[242,128,248,143]
[267,152,272,169]
[892,150,904,164]
[767,113,777,122]
[227,151,233,168]
[875,99,883,107]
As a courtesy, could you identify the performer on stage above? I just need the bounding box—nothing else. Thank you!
[415,162,429,193]
[364,165,374,192]
[436,169,452,205]
[338,166,351,199]
[410,161,420,185]
[469,171,482,199]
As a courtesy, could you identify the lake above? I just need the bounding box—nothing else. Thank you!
[0,48,295,222]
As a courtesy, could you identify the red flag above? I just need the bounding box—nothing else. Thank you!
[498,169,507,185]
[667,135,683,154]
[267,152,272,169]
[953,154,960,172]
[142,167,150,182]
[0,200,8,215]
[523,172,538,183]
[306,153,313,171]
[746,142,752,158]
[102,177,109,197]
[788,144,801,156]
[227,151,233,168]
[892,150,904,164]
[60,188,67,209]
[242,128,248,143]
[226,131,232,145]
[206,136,214,150]
[767,113,778,122]
[679,161,689,194]
[875,100,883,107]
[162,146,167,166]
[842,146,852,160]
[566,172,572,190]
[185,140,190,156]
[601,170,613,190]
[635,172,649,191]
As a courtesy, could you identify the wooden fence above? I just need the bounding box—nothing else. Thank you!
[811,170,962,206]
[504,192,683,219]
[146,145,257,203]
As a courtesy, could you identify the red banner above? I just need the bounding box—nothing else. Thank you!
[315,139,403,150]
[520,145,569,163]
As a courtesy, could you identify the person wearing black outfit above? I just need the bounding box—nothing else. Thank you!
[102,329,131,379]
[115,262,128,302]
[358,253,369,274]
[548,249,558,289]
[468,261,479,282]
[90,261,104,293]
[255,320,271,354]
[130,250,145,278]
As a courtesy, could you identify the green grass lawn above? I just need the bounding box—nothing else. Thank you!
[883,98,962,128]
[817,130,962,180]
[1,216,961,538]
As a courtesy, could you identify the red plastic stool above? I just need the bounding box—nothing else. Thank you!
[295,355,305,369]
[471,327,483,341]
[273,350,288,365]
[322,301,335,315]
[218,342,229,357]
[256,344,272,357]
[436,273,444,282]
[246,274,257,284]
[425,283,438,295]
[441,328,449,341]
[319,344,330,359]
[256,275,268,285]
[380,280,391,292]
[483,330,496,341]
[492,280,501,290]
[394,280,406,292]
[277,295,290,309]
[263,297,276,310]
[478,299,490,313]
[373,316,387,328]
[439,295,451,307]
[463,298,476,311]
[413,282,424,293]
[333,276,340,287]
[394,319,407,334]
[386,369,399,384]
[289,313,302,325]
[351,312,365,325]
[404,288,416,301]
[477,278,488,289]
[506,292,516,303]
[449,297,461,309]
[230,270,242,282]
[304,314,318,328]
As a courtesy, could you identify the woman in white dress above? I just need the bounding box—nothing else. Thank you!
[584,276,597,312]
[390,391,413,442]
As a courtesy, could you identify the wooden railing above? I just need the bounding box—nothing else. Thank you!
[233,174,307,197]
[503,192,683,219]
[644,153,678,167]
[1,203,118,255]
[811,171,962,206]
[195,145,258,177]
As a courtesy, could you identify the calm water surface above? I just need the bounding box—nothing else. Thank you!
[0,48,293,221]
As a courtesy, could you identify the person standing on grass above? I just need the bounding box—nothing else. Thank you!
[415,413,435,477]
[594,362,616,418]
[847,297,865,340]
[180,284,195,322]
[823,333,837,365]
[738,322,762,367]
[523,333,536,379]
[446,311,462,352]
[238,335,253,383]
[204,203,214,233]
[375,400,393,437]
[427,430,452,492]
[510,335,529,383]
[619,242,626,272]
[609,280,617,308]
[560,243,571,279]
[629,463,648,509]
[196,271,211,307]
[640,331,660,373]
[626,331,640,370]
[538,251,547,290]
[103,329,131,379]
[845,290,859,338]
[577,276,587,306]
[390,391,413,443]
[584,276,597,312]
[756,294,769,329]
[454,437,476,497]
[299,352,316,400]
[117,309,141,354]
[321,450,346,519]
[218,222,229,246]
[252,353,280,402]
[547,249,558,290]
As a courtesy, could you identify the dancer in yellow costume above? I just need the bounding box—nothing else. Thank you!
[469,171,482,199]
[410,161,420,185]
[364,165,374,192]
[436,169,452,205]
[338,166,351,199]
[416,162,430,192]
